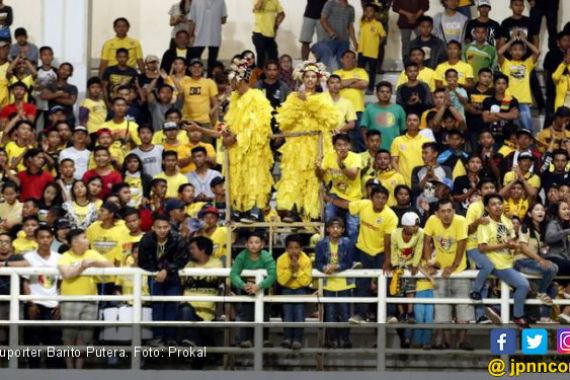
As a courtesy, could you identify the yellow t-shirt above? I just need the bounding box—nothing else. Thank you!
[536,128,570,152]
[330,95,357,130]
[5,141,33,172]
[0,61,9,106]
[124,173,144,207]
[500,57,535,104]
[12,236,38,255]
[358,19,386,59]
[424,214,468,273]
[390,133,431,186]
[390,228,424,268]
[182,141,216,173]
[322,151,362,201]
[349,200,398,255]
[276,251,313,289]
[333,68,369,112]
[115,233,146,297]
[252,0,284,38]
[152,130,189,145]
[396,67,437,92]
[377,170,406,207]
[498,142,517,158]
[186,201,206,218]
[0,201,22,233]
[154,172,189,199]
[163,141,192,173]
[324,241,354,291]
[477,215,515,270]
[435,60,474,86]
[58,249,109,295]
[87,144,125,169]
[8,75,34,103]
[503,171,541,190]
[198,226,228,260]
[465,200,485,251]
[504,197,529,220]
[101,119,141,148]
[182,257,223,321]
[100,36,144,68]
[81,98,108,134]
[172,76,218,124]
[86,221,130,265]
[176,48,188,58]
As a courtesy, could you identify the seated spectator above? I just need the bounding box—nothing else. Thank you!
[276,234,312,350]
[57,229,113,369]
[396,62,432,116]
[411,142,452,198]
[391,113,431,187]
[0,81,37,127]
[62,180,98,230]
[177,183,205,219]
[179,236,223,346]
[444,69,468,120]
[3,120,35,173]
[452,153,482,215]
[465,68,495,150]
[41,63,78,125]
[138,215,187,346]
[433,0,468,44]
[408,16,447,70]
[195,206,228,260]
[58,126,91,180]
[438,129,468,179]
[154,150,188,199]
[160,30,192,74]
[482,74,519,146]
[122,153,152,208]
[99,17,144,76]
[146,80,183,132]
[9,27,38,65]
[327,74,357,134]
[371,150,405,207]
[435,41,474,89]
[15,148,54,201]
[186,147,222,202]
[502,129,542,175]
[541,149,570,195]
[357,2,385,94]
[130,125,165,178]
[82,146,123,200]
[500,180,535,220]
[230,231,276,348]
[100,97,141,150]
[537,106,570,153]
[0,181,22,233]
[397,47,436,92]
[316,217,354,349]
[12,215,39,255]
[101,48,138,105]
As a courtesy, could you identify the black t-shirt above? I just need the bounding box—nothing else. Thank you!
[482,95,520,138]
[464,19,502,46]
[102,65,138,98]
[304,0,328,19]
[500,16,535,42]
[0,254,24,295]
[397,83,431,116]
[46,82,78,124]
[260,81,283,109]
[466,86,495,132]
[452,175,476,214]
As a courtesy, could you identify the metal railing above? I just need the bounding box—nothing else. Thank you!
[0,267,569,371]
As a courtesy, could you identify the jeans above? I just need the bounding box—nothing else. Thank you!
[282,287,307,342]
[324,289,351,343]
[456,5,471,19]
[325,199,359,244]
[97,282,118,309]
[311,39,350,72]
[178,303,203,345]
[399,28,417,62]
[352,112,365,153]
[189,46,220,76]
[355,251,383,318]
[148,279,181,341]
[468,248,495,293]
[25,304,63,368]
[235,288,270,344]
[412,290,434,346]
[518,103,533,133]
[514,259,558,293]
[493,268,530,318]
[357,55,378,93]
[252,32,278,68]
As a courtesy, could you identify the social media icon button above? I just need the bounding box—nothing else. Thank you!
[522,329,548,355]
[491,329,516,355]
[558,329,570,354]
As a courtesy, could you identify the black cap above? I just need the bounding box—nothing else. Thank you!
[210,176,225,187]
[189,58,204,67]
[516,129,534,139]
[54,218,71,230]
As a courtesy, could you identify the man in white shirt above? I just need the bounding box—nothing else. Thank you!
[186,146,221,201]
[58,126,91,179]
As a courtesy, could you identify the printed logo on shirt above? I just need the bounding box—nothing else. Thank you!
[509,64,527,80]
[375,112,396,128]
[189,87,202,95]
[436,236,455,252]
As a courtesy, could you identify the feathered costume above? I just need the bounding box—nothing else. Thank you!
[275,62,339,219]
[225,60,274,212]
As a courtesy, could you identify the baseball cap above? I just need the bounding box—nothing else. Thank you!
[401,212,420,227]
[49,105,66,115]
[145,54,160,63]
[189,58,204,67]
[54,218,71,230]
[478,0,491,8]
[164,199,185,214]
[516,129,534,139]
[96,127,112,136]
[434,177,454,191]
[199,206,220,218]
[210,177,225,188]
[73,125,88,134]
[519,151,535,161]
[163,121,178,131]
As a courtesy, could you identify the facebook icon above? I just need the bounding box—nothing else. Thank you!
[491,329,516,355]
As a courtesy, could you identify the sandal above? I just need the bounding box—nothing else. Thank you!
[537,293,554,306]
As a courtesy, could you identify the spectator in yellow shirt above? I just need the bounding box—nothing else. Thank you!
[252,0,285,68]
[357,3,385,95]
[435,41,474,89]
[276,234,312,349]
[99,17,144,76]
[79,77,107,136]
[153,150,189,199]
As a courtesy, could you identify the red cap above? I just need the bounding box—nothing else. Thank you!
[97,128,112,136]
[200,206,220,217]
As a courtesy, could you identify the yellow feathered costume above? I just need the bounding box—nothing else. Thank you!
[225,88,274,212]
[275,92,339,219]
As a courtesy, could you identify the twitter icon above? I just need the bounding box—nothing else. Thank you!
[522,329,548,355]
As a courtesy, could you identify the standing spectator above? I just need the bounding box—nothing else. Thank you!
[482,74,519,145]
[99,18,144,76]
[435,41,474,89]
[357,2,386,95]
[188,0,228,76]
[464,67,494,150]
[59,126,91,180]
[360,81,406,151]
[528,0,559,51]
[0,40,8,107]
[168,0,192,49]
[300,0,328,61]
[57,229,113,369]
[314,0,357,71]
[392,0,429,61]
[462,24,497,77]
[130,125,164,178]
[391,113,431,187]
[423,198,473,350]
[552,50,570,112]
[395,62,432,116]
[0,181,22,233]
[138,215,188,346]
[327,74,357,133]
[101,48,138,104]
[252,0,285,69]
[433,0,468,44]
[408,16,446,69]
[334,50,369,151]
[15,148,54,201]
[9,28,38,65]
[180,59,218,128]
[255,59,290,111]
[544,31,570,126]
[161,31,193,76]
[464,0,501,46]
[154,150,188,199]
[32,46,57,130]
[276,234,312,349]
[397,48,436,92]
[41,63,78,125]
[79,77,107,136]
[0,0,12,42]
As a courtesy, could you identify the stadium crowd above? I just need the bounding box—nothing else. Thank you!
[1,0,570,368]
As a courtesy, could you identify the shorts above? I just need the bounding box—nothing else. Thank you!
[434,278,474,323]
[299,17,322,43]
[60,301,98,343]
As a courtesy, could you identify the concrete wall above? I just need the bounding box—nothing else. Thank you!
[8,0,570,70]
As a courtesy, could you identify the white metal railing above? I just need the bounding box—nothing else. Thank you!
[0,267,569,371]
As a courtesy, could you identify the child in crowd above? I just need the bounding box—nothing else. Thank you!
[357,2,385,94]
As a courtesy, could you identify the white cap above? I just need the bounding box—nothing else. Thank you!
[401,212,420,227]
[478,0,491,8]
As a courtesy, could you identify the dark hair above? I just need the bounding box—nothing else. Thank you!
[116,85,132,93]
[375,80,392,92]
[326,217,345,229]
[409,47,425,57]
[165,108,182,119]
[478,67,493,76]
[422,142,439,152]
[436,198,453,210]
[553,149,569,160]
[494,72,509,85]
[191,146,207,155]
[153,214,170,224]
[417,15,433,25]
[151,178,167,187]
[327,74,341,82]
[341,50,356,58]
[162,150,178,160]
[483,193,504,206]
[447,40,462,49]
[87,76,102,88]
[370,185,389,198]
[22,215,40,225]
[113,17,130,28]
[41,181,64,208]
[122,153,146,176]
[34,225,54,237]
[555,106,570,118]
[189,236,214,256]
[137,124,154,134]
[24,148,44,162]
[158,83,174,93]
[247,230,266,242]
[263,59,279,69]
[404,62,419,71]
[93,145,111,155]
[332,133,350,144]
[112,182,130,195]
[444,68,458,77]
[67,228,85,244]
[39,46,53,54]
[9,81,27,91]
[366,129,381,139]
[478,177,496,190]
[375,148,391,157]
[121,206,140,219]
[1,180,19,193]
[111,96,128,105]
[285,234,303,247]
[394,184,411,196]
[116,48,129,56]
[178,183,195,194]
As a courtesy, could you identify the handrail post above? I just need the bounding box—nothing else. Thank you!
[377,271,387,372]
[9,272,20,369]
[131,270,142,370]
[500,280,510,324]
[253,271,264,370]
